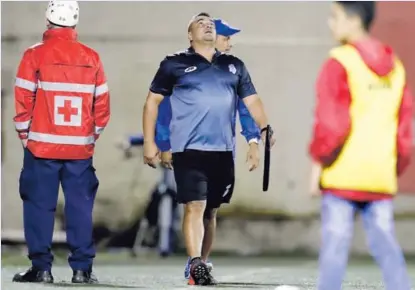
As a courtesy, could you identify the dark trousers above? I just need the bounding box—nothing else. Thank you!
[172,150,235,208]
[19,149,99,271]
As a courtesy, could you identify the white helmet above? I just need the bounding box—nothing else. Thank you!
[45,1,79,27]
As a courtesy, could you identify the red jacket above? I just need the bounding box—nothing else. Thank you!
[13,28,110,160]
[309,38,413,201]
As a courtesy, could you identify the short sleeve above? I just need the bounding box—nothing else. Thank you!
[237,60,257,99]
[149,59,175,96]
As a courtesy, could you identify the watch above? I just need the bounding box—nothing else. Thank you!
[261,125,274,137]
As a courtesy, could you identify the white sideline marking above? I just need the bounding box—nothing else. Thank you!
[173,267,273,289]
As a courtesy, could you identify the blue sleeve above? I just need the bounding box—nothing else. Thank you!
[149,58,175,96]
[155,97,172,151]
[237,60,257,99]
[238,100,261,142]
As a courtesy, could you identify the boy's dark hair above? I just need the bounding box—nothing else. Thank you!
[336,1,376,31]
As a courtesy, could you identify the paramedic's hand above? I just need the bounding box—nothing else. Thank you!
[246,142,260,171]
[143,141,160,168]
[309,161,322,197]
[18,132,28,148]
[21,139,28,148]
[161,151,173,170]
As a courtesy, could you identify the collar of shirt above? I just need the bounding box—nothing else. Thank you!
[43,28,78,42]
[186,46,222,61]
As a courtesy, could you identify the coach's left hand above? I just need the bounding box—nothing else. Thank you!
[261,126,276,148]
[246,143,260,171]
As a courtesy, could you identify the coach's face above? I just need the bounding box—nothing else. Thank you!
[188,16,216,43]
[216,35,232,53]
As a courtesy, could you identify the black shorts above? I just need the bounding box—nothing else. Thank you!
[172,150,235,209]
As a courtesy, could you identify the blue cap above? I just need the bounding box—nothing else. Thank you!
[214,19,241,37]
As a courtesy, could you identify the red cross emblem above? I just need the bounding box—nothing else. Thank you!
[58,100,79,122]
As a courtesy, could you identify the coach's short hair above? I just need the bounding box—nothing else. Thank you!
[336,1,376,31]
[187,12,212,32]
[196,12,211,18]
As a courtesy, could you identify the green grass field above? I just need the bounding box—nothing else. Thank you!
[2,252,415,289]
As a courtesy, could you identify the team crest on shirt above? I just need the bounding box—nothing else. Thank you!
[228,64,236,74]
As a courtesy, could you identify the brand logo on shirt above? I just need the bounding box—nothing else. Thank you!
[228,64,236,74]
[184,66,197,73]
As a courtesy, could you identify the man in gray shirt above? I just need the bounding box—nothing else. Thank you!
[142,12,274,286]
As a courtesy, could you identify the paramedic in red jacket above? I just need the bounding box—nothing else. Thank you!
[12,1,110,284]
[309,2,413,290]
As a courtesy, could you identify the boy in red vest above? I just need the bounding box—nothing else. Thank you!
[309,2,413,290]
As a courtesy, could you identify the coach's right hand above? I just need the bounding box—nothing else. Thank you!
[143,141,160,168]
[161,151,173,170]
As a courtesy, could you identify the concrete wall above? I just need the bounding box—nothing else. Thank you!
[2,1,414,253]
[371,1,415,193]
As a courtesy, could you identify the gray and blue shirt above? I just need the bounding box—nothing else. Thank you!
[150,47,257,153]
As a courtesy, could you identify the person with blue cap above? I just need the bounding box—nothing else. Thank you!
[213,18,241,53]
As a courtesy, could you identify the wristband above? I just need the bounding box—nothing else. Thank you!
[248,138,259,144]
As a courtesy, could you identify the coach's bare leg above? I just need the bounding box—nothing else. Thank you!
[183,201,206,258]
[201,208,218,261]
